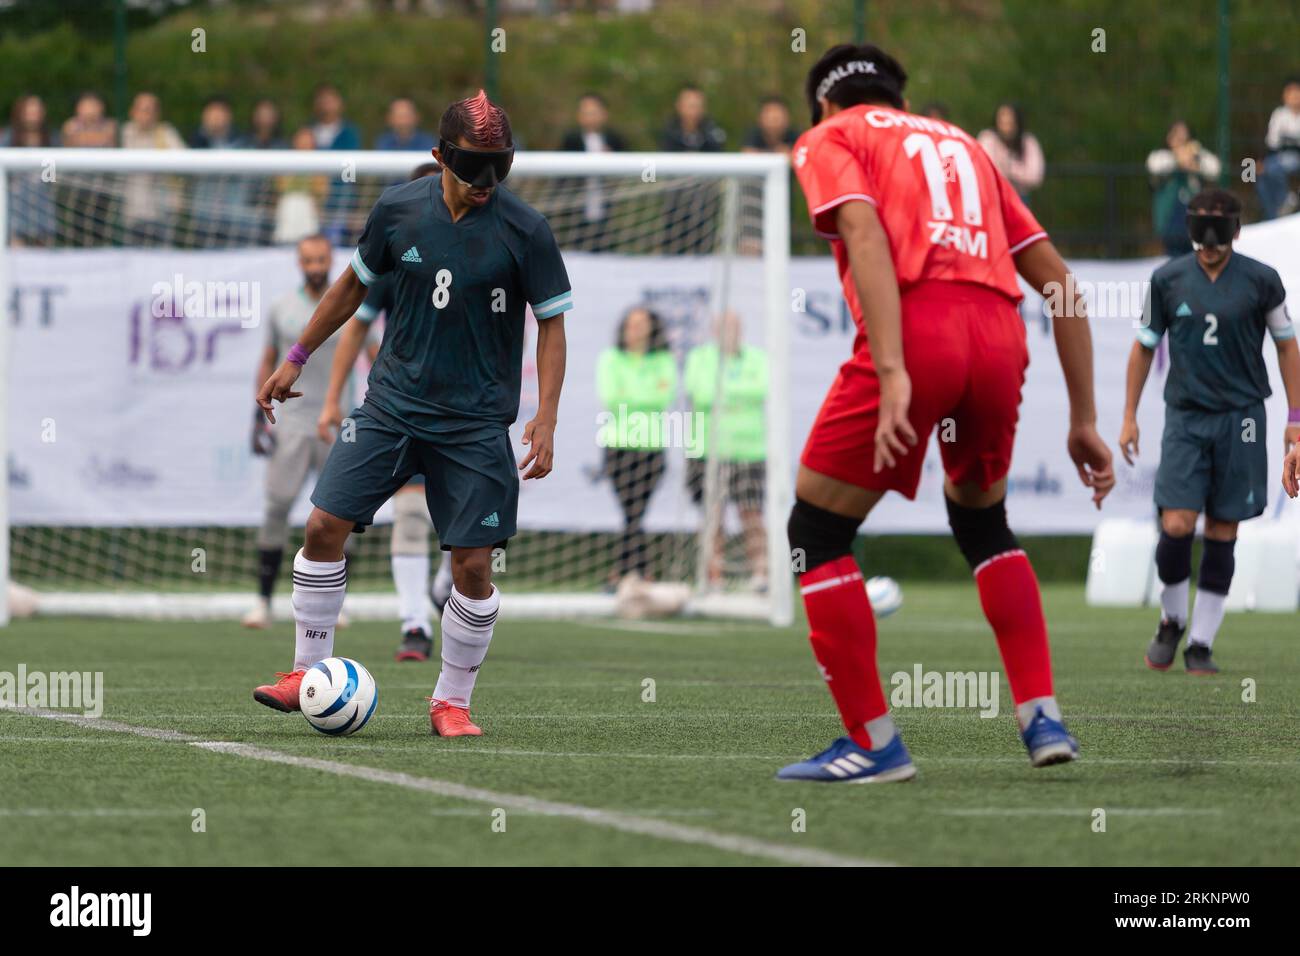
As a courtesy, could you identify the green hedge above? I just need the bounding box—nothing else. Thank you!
[2,0,1297,253]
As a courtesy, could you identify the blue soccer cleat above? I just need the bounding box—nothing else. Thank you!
[1020,706,1079,767]
[776,734,917,783]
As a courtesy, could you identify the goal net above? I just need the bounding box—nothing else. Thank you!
[0,148,792,624]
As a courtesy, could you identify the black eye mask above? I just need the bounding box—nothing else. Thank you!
[1187,212,1238,249]
[439,139,514,188]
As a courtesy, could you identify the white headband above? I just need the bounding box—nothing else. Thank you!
[815,60,879,102]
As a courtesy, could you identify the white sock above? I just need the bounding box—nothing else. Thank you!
[433,584,499,708]
[1188,589,1227,648]
[1016,695,1061,732]
[291,549,346,672]
[432,550,454,607]
[864,714,896,750]
[391,553,431,635]
[1161,578,1189,626]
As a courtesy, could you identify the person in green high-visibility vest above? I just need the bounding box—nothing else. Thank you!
[597,306,677,587]
[684,311,769,591]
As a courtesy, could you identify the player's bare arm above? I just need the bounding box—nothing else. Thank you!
[257,267,368,424]
[317,317,370,441]
[1275,335,1300,454]
[1119,340,1156,465]
[520,313,566,480]
[836,199,916,473]
[1014,239,1115,507]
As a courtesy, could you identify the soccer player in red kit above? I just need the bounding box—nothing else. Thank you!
[777,44,1115,782]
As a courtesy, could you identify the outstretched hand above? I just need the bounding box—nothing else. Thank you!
[256,361,303,424]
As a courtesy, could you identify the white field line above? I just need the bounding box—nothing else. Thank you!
[938,808,1223,817]
[2,705,888,868]
[0,808,184,818]
[7,729,1294,769]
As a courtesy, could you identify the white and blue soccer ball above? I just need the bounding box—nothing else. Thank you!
[299,657,378,736]
[866,576,903,619]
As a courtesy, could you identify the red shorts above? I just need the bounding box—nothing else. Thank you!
[801,280,1028,498]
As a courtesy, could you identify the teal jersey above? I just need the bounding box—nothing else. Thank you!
[1137,252,1292,412]
[350,178,573,442]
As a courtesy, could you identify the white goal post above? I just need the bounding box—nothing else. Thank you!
[0,147,793,626]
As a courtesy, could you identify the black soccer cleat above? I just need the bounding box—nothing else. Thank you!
[395,627,434,663]
[1184,643,1220,675]
[1144,618,1184,671]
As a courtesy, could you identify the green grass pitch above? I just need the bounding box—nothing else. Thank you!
[1,583,1296,866]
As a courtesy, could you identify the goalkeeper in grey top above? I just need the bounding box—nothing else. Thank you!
[253,90,572,738]
[244,233,377,631]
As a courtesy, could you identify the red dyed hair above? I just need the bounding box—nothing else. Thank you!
[439,89,512,148]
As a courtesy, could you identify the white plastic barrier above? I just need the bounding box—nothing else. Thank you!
[1086,518,1159,607]
[1225,520,1299,612]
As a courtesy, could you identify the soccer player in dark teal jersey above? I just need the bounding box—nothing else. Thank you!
[254,91,571,736]
[1121,189,1300,675]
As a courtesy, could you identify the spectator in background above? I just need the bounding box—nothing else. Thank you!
[1258,76,1300,220]
[245,100,288,244]
[1,94,55,148]
[741,96,798,155]
[310,83,360,244]
[597,306,677,588]
[977,102,1044,202]
[560,92,627,250]
[1146,119,1222,255]
[311,83,360,150]
[59,92,116,244]
[60,91,116,147]
[119,92,185,246]
[1,94,58,246]
[375,97,435,152]
[660,85,726,152]
[684,311,769,592]
[660,85,725,252]
[247,99,288,149]
[274,127,328,245]
[189,95,241,148]
[190,95,260,244]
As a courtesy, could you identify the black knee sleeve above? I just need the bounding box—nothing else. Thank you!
[945,496,1019,571]
[1155,530,1194,585]
[787,498,860,572]
[1198,537,1236,595]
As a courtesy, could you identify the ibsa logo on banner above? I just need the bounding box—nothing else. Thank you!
[131,271,261,379]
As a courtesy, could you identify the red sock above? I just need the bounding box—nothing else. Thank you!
[800,555,887,749]
[974,549,1054,704]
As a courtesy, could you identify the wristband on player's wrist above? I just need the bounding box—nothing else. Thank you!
[1288,408,1300,425]
[286,343,311,367]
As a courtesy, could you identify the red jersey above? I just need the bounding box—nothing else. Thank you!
[793,104,1047,332]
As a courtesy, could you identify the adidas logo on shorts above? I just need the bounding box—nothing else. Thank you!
[480,512,500,528]
[401,246,423,263]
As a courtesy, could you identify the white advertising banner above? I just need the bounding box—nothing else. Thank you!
[8,214,1300,533]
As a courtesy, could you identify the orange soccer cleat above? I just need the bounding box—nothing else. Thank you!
[428,698,482,737]
[253,670,305,713]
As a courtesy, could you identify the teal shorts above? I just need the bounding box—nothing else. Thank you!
[311,405,518,548]
[1154,402,1267,522]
